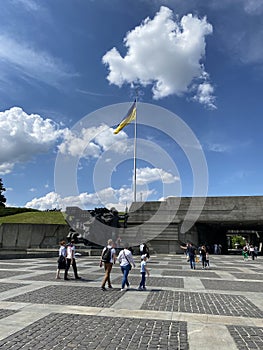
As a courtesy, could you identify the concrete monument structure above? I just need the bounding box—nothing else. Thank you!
[127,196,263,254]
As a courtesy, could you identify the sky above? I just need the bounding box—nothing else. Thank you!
[1,0,263,212]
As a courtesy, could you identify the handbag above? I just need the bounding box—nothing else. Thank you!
[58,255,66,269]
[123,251,132,270]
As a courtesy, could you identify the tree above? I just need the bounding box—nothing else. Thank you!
[0,178,6,207]
[231,235,246,249]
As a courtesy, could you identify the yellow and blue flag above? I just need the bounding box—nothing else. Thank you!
[114,100,136,134]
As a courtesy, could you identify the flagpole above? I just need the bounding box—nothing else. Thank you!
[133,97,137,202]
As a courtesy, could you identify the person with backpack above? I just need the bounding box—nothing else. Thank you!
[100,239,116,291]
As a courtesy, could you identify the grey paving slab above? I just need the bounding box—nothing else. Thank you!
[112,275,184,288]
[20,272,102,282]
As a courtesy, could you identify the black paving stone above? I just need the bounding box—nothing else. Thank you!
[0,271,29,279]
[201,279,263,292]
[141,290,263,317]
[0,313,189,350]
[0,282,28,292]
[5,285,122,307]
[0,309,17,319]
[231,273,263,280]
[227,325,263,350]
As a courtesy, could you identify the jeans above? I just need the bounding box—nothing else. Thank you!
[121,264,131,289]
[139,272,146,288]
[189,255,195,269]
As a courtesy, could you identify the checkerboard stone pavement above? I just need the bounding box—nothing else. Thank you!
[0,253,262,349]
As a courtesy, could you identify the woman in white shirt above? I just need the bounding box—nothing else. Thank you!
[117,243,135,291]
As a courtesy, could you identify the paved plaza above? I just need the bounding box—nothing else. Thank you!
[0,253,262,349]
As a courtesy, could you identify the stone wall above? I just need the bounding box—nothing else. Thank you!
[0,223,69,249]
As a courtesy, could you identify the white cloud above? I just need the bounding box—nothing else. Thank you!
[0,34,77,88]
[193,82,216,109]
[0,107,64,174]
[136,167,179,185]
[25,187,154,212]
[58,124,130,158]
[102,6,214,107]
[0,107,132,174]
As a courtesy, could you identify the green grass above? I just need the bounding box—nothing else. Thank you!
[0,211,67,224]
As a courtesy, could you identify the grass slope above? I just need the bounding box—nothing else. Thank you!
[0,211,67,224]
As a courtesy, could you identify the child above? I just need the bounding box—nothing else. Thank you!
[205,251,210,268]
[138,254,150,290]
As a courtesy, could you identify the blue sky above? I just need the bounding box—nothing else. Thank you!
[1,0,263,211]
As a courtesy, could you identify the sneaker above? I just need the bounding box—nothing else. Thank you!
[108,285,113,289]
[64,278,69,281]
[126,285,130,290]
[101,286,107,291]
[137,287,143,290]
[120,288,126,292]
[75,276,81,280]
[142,287,147,290]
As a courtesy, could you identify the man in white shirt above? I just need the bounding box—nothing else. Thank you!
[64,240,81,280]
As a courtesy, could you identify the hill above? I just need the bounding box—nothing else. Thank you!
[0,209,67,225]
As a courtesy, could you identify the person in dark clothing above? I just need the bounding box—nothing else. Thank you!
[200,245,207,269]
[139,243,150,258]
[187,243,196,269]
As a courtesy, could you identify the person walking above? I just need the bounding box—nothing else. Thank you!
[249,245,256,260]
[205,251,210,268]
[200,245,207,269]
[137,254,150,290]
[117,243,135,291]
[139,242,150,258]
[100,239,116,291]
[64,240,81,280]
[242,245,249,261]
[56,240,66,279]
[187,243,196,269]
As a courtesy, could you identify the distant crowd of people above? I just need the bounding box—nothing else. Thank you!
[180,241,260,270]
[242,243,258,260]
[180,243,210,270]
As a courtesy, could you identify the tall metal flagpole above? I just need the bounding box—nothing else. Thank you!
[133,97,137,202]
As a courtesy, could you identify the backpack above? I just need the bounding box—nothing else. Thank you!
[101,247,112,262]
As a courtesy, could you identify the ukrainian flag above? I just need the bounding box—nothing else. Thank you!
[114,100,136,134]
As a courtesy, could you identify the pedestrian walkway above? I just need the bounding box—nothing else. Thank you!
[0,254,262,349]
